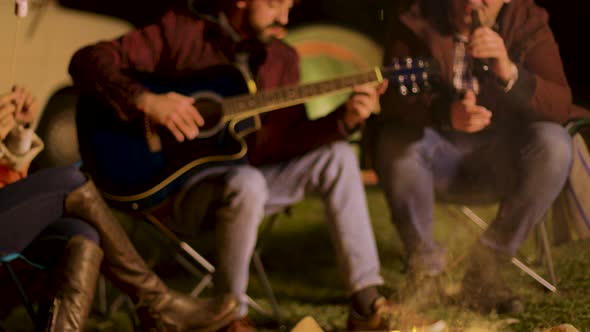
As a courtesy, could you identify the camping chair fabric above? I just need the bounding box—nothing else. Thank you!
[552,126,590,241]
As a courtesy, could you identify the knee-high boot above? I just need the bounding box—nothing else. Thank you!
[64,180,238,332]
[45,235,103,332]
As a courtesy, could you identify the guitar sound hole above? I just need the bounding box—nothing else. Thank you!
[195,98,223,132]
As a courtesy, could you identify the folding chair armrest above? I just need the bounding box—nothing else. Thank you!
[566,117,590,136]
[566,103,590,135]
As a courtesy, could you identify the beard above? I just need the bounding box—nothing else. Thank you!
[257,25,287,43]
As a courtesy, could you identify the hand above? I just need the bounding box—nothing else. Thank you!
[343,80,389,129]
[450,90,492,133]
[136,91,205,142]
[0,90,18,140]
[468,27,514,83]
[12,85,40,125]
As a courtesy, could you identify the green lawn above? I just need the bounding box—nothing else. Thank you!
[2,186,589,331]
[240,187,590,332]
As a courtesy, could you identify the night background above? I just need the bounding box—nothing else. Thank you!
[2,1,590,331]
[57,0,590,107]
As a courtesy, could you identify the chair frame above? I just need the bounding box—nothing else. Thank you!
[355,116,590,293]
[454,206,557,292]
[118,209,284,325]
[0,258,42,331]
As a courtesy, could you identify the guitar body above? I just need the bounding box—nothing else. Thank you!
[76,65,256,210]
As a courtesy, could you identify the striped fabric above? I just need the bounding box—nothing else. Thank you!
[552,132,590,240]
[452,34,480,95]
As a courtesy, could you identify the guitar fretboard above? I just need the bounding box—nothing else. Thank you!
[221,69,381,119]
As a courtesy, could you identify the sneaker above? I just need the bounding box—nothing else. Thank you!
[346,297,447,332]
[216,317,256,332]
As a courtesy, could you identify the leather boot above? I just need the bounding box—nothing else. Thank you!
[64,180,239,332]
[45,235,103,332]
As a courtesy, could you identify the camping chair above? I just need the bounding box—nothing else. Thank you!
[361,168,560,293]
[459,115,590,292]
[356,116,590,294]
[0,254,47,331]
[128,208,283,324]
[442,202,557,292]
[551,115,590,243]
[34,87,283,325]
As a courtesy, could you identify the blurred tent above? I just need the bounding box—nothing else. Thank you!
[284,24,383,119]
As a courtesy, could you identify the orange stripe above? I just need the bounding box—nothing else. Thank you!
[294,41,371,69]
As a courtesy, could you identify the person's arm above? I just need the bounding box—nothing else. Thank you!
[470,6,571,123]
[69,10,206,141]
[247,49,385,165]
[0,86,44,177]
[69,11,182,121]
[507,28,571,123]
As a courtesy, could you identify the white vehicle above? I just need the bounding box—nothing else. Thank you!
[1,0,130,109]
[0,0,131,166]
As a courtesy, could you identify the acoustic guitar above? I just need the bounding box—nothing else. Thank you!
[76,58,435,211]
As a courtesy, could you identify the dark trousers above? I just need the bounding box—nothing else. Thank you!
[0,165,99,263]
[374,121,572,256]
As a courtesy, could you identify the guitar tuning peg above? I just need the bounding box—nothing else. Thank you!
[399,85,408,96]
[411,83,420,94]
[405,57,413,69]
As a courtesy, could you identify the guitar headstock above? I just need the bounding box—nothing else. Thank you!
[382,57,438,96]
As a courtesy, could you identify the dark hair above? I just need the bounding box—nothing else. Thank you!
[188,0,235,14]
[189,0,302,14]
[418,0,454,34]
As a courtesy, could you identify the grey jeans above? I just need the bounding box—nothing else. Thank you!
[373,121,572,257]
[171,141,383,310]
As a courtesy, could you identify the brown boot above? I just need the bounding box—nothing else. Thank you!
[45,235,103,332]
[65,180,239,332]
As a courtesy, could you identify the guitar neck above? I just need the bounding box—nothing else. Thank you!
[221,67,383,119]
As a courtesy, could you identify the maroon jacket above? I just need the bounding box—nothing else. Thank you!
[378,0,578,130]
[69,10,349,166]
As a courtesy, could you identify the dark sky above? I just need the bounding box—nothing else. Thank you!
[58,0,589,106]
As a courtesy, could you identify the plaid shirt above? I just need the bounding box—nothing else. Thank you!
[452,34,480,95]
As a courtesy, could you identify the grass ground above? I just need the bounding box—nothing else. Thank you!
[2,186,589,331]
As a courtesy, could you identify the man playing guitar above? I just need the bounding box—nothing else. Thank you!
[68,0,451,331]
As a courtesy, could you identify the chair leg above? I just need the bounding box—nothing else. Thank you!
[539,221,557,287]
[1,262,39,329]
[459,206,557,292]
[140,212,282,322]
[97,275,108,315]
[252,251,283,325]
